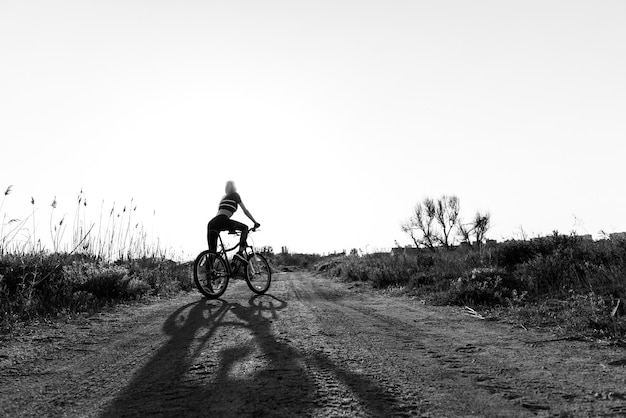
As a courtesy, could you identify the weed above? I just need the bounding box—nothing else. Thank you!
[321,234,626,339]
[0,253,190,331]
[0,186,186,331]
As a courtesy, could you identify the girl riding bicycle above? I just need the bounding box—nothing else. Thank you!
[207,181,260,264]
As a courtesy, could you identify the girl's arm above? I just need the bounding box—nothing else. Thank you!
[239,201,260,227]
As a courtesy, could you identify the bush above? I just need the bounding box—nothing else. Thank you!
[320,252,490,295]
[0,253,190,330]
[320,255,415,288]
[272,252,323,270]
[505,292,626,338]
[314,236,626,339]
[443,267,520,306]
[493,240,538,270]
[493,233,581,271]
[65,263,130,298]
[1,253,78,321]
[516,252,575,294]
[505,240,626,299]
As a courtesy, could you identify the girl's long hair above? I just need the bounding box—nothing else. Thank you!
[225,181,236,194]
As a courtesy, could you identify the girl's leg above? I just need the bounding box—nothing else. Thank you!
[227,219,249,252]
[207,215,230,252]
[207,229,219,253]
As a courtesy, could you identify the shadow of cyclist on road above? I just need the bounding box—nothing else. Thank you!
[202,294,317,416]
[101,292,409,417]
[100,297,231,417]
[203,294,409,416]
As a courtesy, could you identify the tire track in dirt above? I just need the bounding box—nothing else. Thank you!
[286,274,520,417]
[284,273,626,417]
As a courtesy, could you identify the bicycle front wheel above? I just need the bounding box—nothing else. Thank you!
[193,251,229,299]
[245,253,272,294]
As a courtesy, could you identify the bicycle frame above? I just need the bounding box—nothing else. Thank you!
[215,229,257,277]
[193,227,270,298]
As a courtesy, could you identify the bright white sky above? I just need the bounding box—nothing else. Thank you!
[1,1,625,258]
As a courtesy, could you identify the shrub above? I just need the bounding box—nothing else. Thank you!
[125,277,152,298]
[0,253,190,330]
[272,252,323,270]
[442,267,518,306]
[505,292,626,338]
[317,236,626,339]
[493,233,584,270]
[493,240,538,270]
[512,250,575,295]
[1,253,76,320]
[320,252,490,294]
[507,240,626,299]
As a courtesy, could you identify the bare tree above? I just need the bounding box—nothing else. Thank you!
[459,211,491,248]
[401,200,436,250]
[434,195,460,248]
[402,195,461,250]
[473,211,491,246]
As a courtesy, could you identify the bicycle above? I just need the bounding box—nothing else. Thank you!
[193,227,272,299]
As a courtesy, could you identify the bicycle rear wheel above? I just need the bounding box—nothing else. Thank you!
[193,250,229,299]
[245,253,271,294]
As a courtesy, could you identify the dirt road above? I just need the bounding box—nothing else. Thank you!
[2,271,626,417]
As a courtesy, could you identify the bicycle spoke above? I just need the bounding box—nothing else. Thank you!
[245,253,271,294]
[193,251,229,298]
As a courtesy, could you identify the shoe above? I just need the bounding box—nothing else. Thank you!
[233,252,248,265]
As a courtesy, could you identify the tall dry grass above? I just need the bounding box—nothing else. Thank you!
[2,186,168,260]
[0,186,189,331]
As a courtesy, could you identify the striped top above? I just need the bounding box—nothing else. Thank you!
[217,192,241,217]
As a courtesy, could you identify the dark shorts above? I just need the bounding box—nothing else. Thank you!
[207,215,248,252]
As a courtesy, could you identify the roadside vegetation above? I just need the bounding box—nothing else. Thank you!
[5,187,626,343]
[318,195,626,342]
[320,235,626,337]
[0,186,191,332]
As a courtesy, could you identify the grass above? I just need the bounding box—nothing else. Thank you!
[0,186,190,332]
[5,185,626,342]
[2,186,169,260]
[318,234,626,341]
[0,253,192,330]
